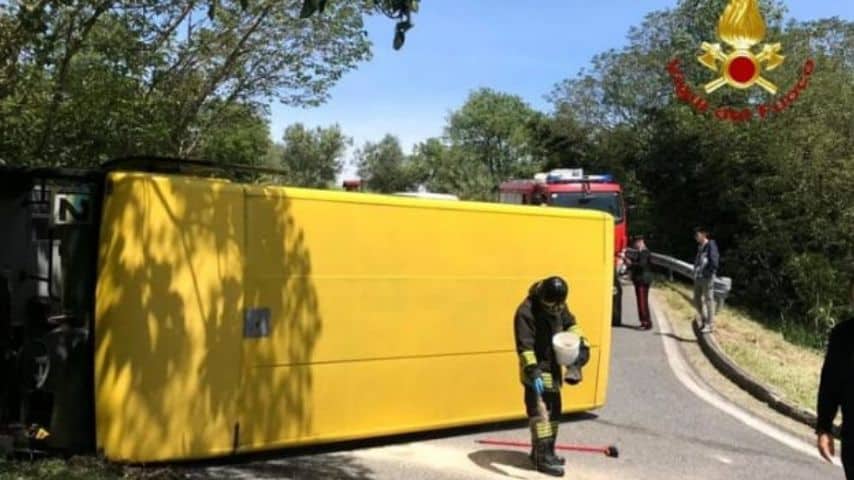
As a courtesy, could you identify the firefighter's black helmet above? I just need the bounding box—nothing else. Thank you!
[538,276,569,304]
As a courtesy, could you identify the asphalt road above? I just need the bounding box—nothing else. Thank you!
[189,286,842,480]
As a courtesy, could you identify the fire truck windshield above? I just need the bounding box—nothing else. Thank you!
[550,192,624,223]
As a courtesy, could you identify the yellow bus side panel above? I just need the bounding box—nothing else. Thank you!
[95,175,613,462]
[95,173,246,462]
[238,186,612,452]
[238,348,599,451]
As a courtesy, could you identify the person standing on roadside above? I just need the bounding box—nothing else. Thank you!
[626,236,653,330]
[693,227,719,333]
[816,283,854,478]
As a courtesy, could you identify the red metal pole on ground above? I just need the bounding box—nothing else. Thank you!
[476,439,619,458]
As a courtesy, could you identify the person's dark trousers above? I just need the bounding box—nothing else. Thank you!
[633,282,651,328]
[844,439,852,480]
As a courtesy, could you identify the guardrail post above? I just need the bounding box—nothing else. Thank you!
[713,276,732,312]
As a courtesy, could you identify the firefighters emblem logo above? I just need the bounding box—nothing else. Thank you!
[697,0,785,94]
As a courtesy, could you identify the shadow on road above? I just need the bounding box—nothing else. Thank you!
[559,411,599,424]
[163,415,598,473]
[184,454,376,480]
[468,449,532,478]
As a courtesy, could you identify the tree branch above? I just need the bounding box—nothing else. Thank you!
[150,1,197,55]
[171,4,272,146]
[35,0,114,162]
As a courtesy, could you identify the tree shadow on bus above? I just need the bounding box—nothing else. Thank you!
[95,174,322,460]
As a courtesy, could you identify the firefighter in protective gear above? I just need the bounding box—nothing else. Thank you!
[514,276,590,477]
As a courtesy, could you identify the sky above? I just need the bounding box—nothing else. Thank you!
[269,0,854,179]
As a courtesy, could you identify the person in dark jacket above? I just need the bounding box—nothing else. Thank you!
[817,315,854,478]
[514,276,589,477]
[626,236,653,330]
[693,227,720,333]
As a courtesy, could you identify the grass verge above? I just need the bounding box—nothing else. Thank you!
[656,281,824,413]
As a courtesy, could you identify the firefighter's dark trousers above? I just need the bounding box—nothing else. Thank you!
[524,377,562,443]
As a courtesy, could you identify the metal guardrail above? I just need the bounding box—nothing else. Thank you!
[645,251,733,308]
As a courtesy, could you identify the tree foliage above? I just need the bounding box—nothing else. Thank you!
[0,0,371,167]
[355,134,416,193]
[272,122,350,187]
[299,0,419,50]
[542,2,853,344]
[403,88,546,200]
[196,101,272,167]
[445,88,543,183]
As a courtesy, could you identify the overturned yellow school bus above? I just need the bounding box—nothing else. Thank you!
[1,159,613,462]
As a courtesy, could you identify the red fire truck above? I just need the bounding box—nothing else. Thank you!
[499,168,628,258]
[500,169,629,325]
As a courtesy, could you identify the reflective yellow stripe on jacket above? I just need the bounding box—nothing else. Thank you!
[518,350,537,385]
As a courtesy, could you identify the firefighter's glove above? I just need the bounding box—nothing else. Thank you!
[564,365,583,385]
[525,366,545,394]
[533,376,545,395]
[564,339,591,386]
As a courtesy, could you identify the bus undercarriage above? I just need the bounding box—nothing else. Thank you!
[0,168,101,456]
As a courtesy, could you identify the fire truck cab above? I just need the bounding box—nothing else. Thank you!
[500,168,629,326]
[499,169,628,257]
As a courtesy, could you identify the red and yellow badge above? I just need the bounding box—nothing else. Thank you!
[698,0,784,94]
[667,0,814,122]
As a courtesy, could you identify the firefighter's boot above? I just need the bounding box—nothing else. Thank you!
[528,445,561,466]
[547,422,566,465]
[534,438,565,477]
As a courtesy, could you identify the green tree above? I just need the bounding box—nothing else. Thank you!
[196,101,271,168]
[526,103,592,172]
[407,137,492,201]
[0,0,371,167]
[545,1,852,343]
[355,134,416,193]
[273,123,351,188]
[432,88,544,199]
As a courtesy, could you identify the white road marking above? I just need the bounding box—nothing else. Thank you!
[652,301,843,468]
